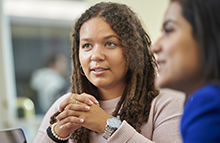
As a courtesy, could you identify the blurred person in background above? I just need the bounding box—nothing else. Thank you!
[30,53,70,114]
[152,0,220,142]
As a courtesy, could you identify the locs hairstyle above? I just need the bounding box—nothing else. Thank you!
[50,2,159,143]
[171,0,220,84]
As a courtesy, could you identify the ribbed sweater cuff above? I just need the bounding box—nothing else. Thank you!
[107,120,136,142]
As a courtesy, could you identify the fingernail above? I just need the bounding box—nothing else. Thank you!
[89,100,93,105]
[85,106,90,110]
[70,96,74,99]
[60,125,64,129]
[80,119,84,123]
[95,100,99,104]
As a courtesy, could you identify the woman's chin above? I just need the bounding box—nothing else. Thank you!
[155,77,170,89]
[155,76,164,88]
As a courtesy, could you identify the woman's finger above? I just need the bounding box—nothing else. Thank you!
[59,93,99,112]
[59,93,78,112]
[64,102,90,111]
[57,115,84,131]
[59,115,84,125]
[73,93,99,106]
[54,118,83,137]
[57,109,82,121]
[60,121,81,130]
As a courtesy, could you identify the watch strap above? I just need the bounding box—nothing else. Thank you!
[103,125,116,139]
[103,117,121,140]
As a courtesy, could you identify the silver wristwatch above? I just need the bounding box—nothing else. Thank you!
[103,117,121,140]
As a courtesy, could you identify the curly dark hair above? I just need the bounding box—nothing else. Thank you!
[50,2,159,142]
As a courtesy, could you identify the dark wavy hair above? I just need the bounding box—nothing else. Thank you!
[50,2,159,142]
[171,0,220,84]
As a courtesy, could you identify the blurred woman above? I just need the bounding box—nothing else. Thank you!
[152,0,220,142]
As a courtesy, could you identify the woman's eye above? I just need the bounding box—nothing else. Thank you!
[164,28,174,34]
[105,42,116,47]
[82,44,92,49]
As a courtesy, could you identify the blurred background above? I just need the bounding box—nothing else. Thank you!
[0,0,168,142]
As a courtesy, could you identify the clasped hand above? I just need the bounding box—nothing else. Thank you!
[54,93,112,138]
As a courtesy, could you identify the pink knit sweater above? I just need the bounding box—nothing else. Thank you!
[33,88,185,143]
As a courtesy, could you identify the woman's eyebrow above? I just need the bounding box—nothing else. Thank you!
[103,35,119,40]
[80,38,92,42]
[162,19,178,30]
[80,35,119,42]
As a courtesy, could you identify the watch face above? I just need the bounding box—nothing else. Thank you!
[107,117,121,128]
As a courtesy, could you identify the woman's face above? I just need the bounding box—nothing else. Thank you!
[79,17,128,96]
[152,1,202,94]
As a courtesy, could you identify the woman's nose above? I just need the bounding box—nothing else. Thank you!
[151,38,162,54]
[90,45,105,62]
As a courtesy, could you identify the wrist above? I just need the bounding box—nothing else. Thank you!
[103,117,121,140]
[47,123,71,143]
[101,115,112,133]
[54,123,70,138]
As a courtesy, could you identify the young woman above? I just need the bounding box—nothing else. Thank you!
[152,0,220,142]
[33,2,184,143]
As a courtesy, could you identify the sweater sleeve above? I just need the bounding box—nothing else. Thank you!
[33,93,71,143]
[107,88,185,143]
[107,121,154,143]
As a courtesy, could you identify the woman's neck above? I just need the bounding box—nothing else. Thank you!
[98,84,126,100]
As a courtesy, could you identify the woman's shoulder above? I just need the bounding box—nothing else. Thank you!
[149,88,185,119]
[152,88,185,107]
[186,84,220,110]
[146,88,185,136]
[181,84,220,140]
[192,84,220,98]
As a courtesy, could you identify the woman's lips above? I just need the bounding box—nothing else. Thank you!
[91,67,109,75]
[156,60,165,72]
